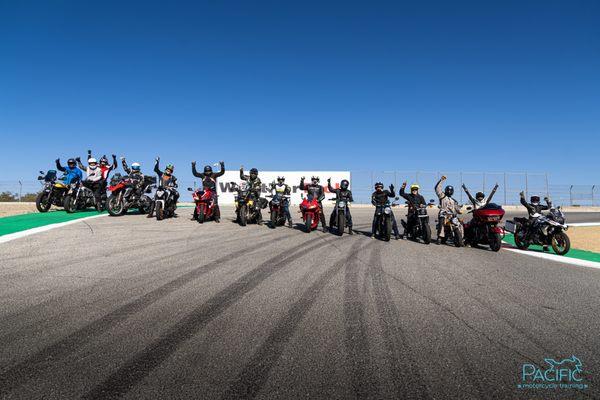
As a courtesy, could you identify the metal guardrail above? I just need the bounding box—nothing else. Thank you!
[1,171,598,206]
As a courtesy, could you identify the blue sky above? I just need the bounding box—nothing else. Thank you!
[1,0,599,184]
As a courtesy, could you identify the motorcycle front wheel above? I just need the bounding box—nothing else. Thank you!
[551,232,570,255]
[239,205,247,227]
[36,192,52,213]
[63,195,76,213]
[454,228,463,247]
[514,229,529,250]
[155,202,164,221]
[384,217,391,241]
[270,209,277,227]
[422,223,432,244]
[305,215,312,233]
[107,195,125,216]
[489,232,502,252]
[197,205,205,224]
[337,211,345,237]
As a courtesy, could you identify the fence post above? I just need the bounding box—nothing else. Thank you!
[569,185,574,206]
[18,180,22,202]
[482,172,486,193]
[592,185,595,207]
[525,172,529,199]
[503,173,507,205]
[459,172,463,204]
[545,173,549,197]
[416,171,419,185]
[370,171,374,189]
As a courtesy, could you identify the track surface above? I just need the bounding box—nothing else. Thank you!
[1,206,599,399]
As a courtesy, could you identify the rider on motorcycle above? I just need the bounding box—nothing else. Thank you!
[520,191,552,247]
[270,176,293,228]
[148,157,179,217]
[240,166,262,198]
[371,182,400,239]
[300,176,327,232]
[121,157,146,196]
[55,158,83,185]
[192,161,225,222]
[327,178,353,234]
[435,175,462,244]
[399,182,426,238]
[76,156,104,205]
[462,183,499,209]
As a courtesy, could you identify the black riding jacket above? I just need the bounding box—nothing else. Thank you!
[192,162,225,191]
[399,186,426,213]
[520,195,551,218]
[300,178,325,202]
[154,161,177,188]
[371,188,395,206]
[328,182,353,202]
[240,168,262,196]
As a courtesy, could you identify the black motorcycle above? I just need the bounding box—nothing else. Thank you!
[233,182,266,226]
[153,184,177,220]
[329,197,351,236]
[374,198,399,241]
[35,170,68,212]
[64,180,106,213]
[507,207,570,255]
[401,200,435,244]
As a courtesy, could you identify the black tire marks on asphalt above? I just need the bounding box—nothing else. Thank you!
[220,241,374,400]
[0,231,295,397]
[81,235,331,399]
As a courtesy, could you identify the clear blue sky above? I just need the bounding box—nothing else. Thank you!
[1,0,599,184]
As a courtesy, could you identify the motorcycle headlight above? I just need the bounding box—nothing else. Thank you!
[384,207,391,214]
[338,201,346,208]
[156,190,164,196]
[452,217,459,225]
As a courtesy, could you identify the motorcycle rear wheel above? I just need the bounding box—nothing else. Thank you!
[551,232,570,255]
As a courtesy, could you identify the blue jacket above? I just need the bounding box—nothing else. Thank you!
[55,160,83,184]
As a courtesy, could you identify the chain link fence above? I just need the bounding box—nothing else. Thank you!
[1,172,598,206]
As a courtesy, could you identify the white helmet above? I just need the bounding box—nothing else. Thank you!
[131,162,141,171]
[88,158,98,169]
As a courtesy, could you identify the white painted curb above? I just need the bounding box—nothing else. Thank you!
[503,245,600,270]
[0,214,108,245]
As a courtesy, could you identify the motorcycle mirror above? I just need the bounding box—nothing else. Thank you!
[395,197,400,200]
[37,176,43,180]
[429,199,436,204]
[466,206,473,211]
[187,187,194,192]
[39,170,44,174]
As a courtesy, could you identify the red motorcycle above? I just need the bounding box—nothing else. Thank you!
[463,203,505,252]
[189,187,217,223]
[299,195,321,233]
[106,173,154,216]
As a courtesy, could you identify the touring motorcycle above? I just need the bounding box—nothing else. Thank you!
[107,173,155,216]
[506,207,570,255]
[463,203,505,252]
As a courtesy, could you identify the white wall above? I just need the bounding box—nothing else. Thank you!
[215,171,351,205]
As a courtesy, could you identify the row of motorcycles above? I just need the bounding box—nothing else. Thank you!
[371,196,569,255]
[36,170,571,255]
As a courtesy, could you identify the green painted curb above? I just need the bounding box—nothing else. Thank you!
[0,210,106,236]
[504,233,600,263]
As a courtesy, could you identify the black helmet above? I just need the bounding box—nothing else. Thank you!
[250,168,258,174]
[67,158,76,167]
[375,182,384,190]
[530,195,540,204]
[277,176,285,183]
[476,192,485,200]
[204,165,213,174]
[340,179,349,190]
[311,176,320,183]
[444,185,454,197]
[100,156,109,166]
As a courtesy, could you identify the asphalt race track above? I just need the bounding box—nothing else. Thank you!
[1,206,600,399]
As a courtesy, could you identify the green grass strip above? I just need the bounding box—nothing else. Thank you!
[504,233,600,263]
[0,210,106,236]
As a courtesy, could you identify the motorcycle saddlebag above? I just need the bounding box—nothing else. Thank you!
[504,220,516,234]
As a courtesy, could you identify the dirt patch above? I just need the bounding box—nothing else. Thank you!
[568,226,600,253]
[0,202,47,217]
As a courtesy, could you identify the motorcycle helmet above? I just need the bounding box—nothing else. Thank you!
[410,183,420,192]
[444,185,454,197]
[99,156,109,166]
[67,158,77,168]
[311,176,320,184]
[250,168,258,178]
[165,164,174,174]
[476,192,485,201]
[277,176,285,184]
[131,162,141,172]
[88,158,98,169]
[530,195,540,205]
[204,165,213,175]
[375,182,384,191]
[340,179,349,190]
